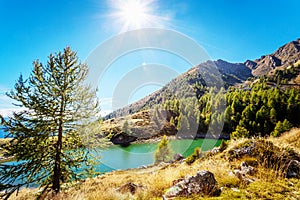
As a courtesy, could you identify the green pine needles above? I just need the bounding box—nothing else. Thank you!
[154,135,173,164]
[0,47,101,199]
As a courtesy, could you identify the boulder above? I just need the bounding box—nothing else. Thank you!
[286,160,300,178]
[210,147,220,155]
[163,170,220,199]
[232,162,256,184]
[228,141,256,160]
[173,153,184,161]
[240,161,255,176]
[110,132,137,147]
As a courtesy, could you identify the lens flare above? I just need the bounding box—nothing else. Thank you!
[108,0,168,32]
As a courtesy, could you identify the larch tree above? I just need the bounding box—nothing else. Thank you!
[0,47,101,198]
[154,135,173,164]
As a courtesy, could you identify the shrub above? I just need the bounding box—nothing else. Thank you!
[154,135,173,164]
[271,119,293,137]
[231,126,250,139]
[219,139,228,152]
[186,147,202,165]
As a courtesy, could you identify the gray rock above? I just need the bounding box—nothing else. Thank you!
[233,170,254,184]
[286,160,300,178]
[233,162,256,184]
[231,188,240,192]
[230,141,256,158]
[233,170,243,180]
[240,161,255,176]
[211,147,220,155]
[163,170,220,199]
[173,153,184,161]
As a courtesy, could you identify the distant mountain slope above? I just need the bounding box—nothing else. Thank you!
[106,38,300,120]
[247,38,300,76]
[106,59,252,119]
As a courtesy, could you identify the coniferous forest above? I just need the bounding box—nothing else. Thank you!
[160,81,299,139]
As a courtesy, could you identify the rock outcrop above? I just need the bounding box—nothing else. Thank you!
[163,170,220,199]
[110,132,137,147]
[232,161,256,184]
[287,160,300,178]
[249,38,300,76]
[228,139,300,179]
[240,161,255,176]
[173,153,184,162]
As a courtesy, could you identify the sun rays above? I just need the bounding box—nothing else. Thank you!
[107,0,169,32]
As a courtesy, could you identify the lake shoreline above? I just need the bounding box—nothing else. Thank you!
[132,133,230,145]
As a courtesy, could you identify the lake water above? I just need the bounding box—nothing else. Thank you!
[0,127,5,138]
[4,138,221,172]
[95,138,221,172]
[0,125,8,138]
[2,138,221,187]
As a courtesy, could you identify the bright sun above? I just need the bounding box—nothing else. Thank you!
[109,0,165,32]
[121,1,148,26]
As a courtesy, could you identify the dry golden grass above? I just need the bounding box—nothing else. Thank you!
[269,128,300,152]
[7,128,300,200]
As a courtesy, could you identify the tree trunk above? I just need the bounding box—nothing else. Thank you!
[52,95,64,193]
[52,119,63,193]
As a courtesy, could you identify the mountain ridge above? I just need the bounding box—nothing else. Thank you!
[105,38,300,119]
[249,38,300,76]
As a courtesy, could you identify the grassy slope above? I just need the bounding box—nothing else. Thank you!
[8,128,300,200]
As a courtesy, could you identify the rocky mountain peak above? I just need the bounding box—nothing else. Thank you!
[251,39,300,76]
[244,60,257,70]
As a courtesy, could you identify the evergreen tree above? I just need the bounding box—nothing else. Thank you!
[178,115,190,132]
[0,47,100,198]
[231,125,250,139]
[269,108,277,124]
[271,119,293,137]
[185,147,202,165]
[122,120,131,135]
[154,135,173,164]
[169,116,175,127]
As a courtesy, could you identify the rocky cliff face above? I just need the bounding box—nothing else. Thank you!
[212,59,252,82]
[250,38,300,76]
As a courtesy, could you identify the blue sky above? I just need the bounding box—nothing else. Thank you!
[1,0,300,116]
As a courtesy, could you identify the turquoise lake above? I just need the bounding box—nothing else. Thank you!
[2,138,221,186]
[96,138,221,172]
[2,139,221,173]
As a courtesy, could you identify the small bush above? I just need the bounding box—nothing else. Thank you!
[186,147,202,165]
[219,139,228,152]
[271,119,293,137]
[231,126,250,139]
[154,135,173,164]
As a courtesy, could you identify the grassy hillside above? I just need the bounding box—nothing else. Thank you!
[10,128,300,200]
[105,59,253,120]
[101,80,300,143]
